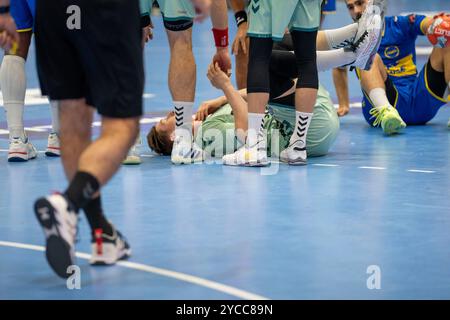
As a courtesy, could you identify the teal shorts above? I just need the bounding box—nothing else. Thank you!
[248,0,323,41]
[154,0,195,22]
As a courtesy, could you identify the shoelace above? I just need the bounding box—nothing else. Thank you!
[369,106,389,127]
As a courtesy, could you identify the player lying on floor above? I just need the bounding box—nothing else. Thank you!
[335,0,450,135]
[146,11,385,162]
[146,46,343,160]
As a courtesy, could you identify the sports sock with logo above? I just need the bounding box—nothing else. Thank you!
[64,171,100,213]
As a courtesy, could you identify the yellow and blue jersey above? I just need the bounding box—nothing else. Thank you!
[378,15,426,85]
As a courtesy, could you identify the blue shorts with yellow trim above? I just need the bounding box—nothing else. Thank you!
[362,63,448,126]
[11,0,35,32]
[322,0,336,14]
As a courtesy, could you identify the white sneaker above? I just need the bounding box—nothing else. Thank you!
[280,140,307,166]
[90,227,131,265]
[45,132,61,157]
[123,136,142,165]
[222,140,269,167]
[352,0,385,70]
[34,194,78,279]
[8,137,38,162]
[171,136,204,165]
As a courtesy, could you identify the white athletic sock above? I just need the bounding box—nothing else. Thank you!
[369,88,391,109]
[317,49,356,72]
[324,23,358,49]
[247,112,265,147]
[174,101,193,140]
[290,111,313,146]
[0,55,26,140]
[50,100,60,134]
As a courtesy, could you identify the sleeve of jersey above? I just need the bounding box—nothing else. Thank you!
[408,14,427,36]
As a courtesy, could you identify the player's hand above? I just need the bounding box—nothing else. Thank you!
[212,47,232,77]
[0,13,19,52]
[207,61,231,90]
[195,99,221,121]
[232,22,248,56]
[427,13,450,48]
[337,105,350,117]
[142,20,154,47]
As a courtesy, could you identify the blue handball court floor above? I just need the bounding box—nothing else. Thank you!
[0,1,450,299]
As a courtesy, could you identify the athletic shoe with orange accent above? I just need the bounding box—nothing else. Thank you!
[8,137,37,162]
[45,132,61,157]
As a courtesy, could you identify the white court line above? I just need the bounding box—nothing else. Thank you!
[313,164,339,167]
[0,89,156,107]
[407,169,436,174]
[0,240,268,300]
[358,166,386,170]
[0,117,163,136]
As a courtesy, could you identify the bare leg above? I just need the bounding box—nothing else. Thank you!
[78,116,139,185]
[59,99,93,180]
[166,28,196,102]
[359,54,388,95]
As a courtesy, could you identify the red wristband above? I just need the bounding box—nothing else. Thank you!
[212,28,229,48]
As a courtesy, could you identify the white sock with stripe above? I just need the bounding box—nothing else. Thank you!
[290,111,313,147]
[174,101,194,141]
[247,112,265,147]
[0,55,26,140]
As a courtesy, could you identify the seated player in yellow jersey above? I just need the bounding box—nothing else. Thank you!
[335,0,450,135]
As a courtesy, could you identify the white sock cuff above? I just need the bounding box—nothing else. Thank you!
[173,101,194,109]
[2,54,26,65]
[369,88,391,108]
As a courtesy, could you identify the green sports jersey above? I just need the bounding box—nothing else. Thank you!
[195,84,340,158]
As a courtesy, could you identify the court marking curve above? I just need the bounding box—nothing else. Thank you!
[0,240,268,300]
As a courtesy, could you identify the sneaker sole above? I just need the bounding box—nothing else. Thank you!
[8,155,37,162]
[34,198,74,279]
[122,157,141,165]
[45,151,61,157]
[171,156,203,165]
[90,249,132,266]
[280,157,307,166]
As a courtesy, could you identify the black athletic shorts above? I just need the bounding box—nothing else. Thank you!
[35,0,144,118]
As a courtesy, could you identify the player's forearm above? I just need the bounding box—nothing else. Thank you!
[221,83,248,132]
[0,0,10,6]
[229,0,246,13]
[210,0,228,30]
[333,68,350,108]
